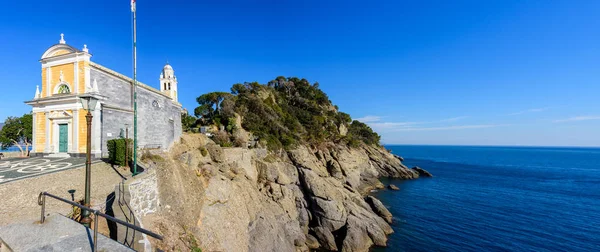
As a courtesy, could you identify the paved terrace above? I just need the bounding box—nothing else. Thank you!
[0,214,132,251]
[0,157,94,185]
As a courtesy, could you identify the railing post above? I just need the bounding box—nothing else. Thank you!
[38,192,46,223]
[94,211,99,252]
[35,192,164,244]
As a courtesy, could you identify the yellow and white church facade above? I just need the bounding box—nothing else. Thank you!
[26,34,182,158]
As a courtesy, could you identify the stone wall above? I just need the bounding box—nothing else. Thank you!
[126,168,160,252]
[128,170,159,217]
[91,68,182,157]
[136,86,182,150]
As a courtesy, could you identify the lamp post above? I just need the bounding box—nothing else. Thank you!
[124,123,129,169]
[79,94,98,227]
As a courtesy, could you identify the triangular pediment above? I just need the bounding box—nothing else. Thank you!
[48,110,73,119]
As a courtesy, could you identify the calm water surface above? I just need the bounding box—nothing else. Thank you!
[373,145,600,252]
[1,146,32,152]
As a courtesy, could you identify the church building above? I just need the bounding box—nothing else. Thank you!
[25,34,182,158]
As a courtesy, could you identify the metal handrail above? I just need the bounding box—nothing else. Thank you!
[38,191,163,252]
[117,179,137,248]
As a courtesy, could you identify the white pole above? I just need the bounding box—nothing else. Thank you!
[132,1,138,175]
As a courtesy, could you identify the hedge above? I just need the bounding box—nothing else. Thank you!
[107,138,132,166]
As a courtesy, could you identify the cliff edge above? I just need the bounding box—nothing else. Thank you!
[142,77,431,251]
[144,133,428,252]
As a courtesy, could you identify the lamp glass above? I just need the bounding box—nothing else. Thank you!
[88,98,98,112]
[79,96,98,112]
[80,97,89,110]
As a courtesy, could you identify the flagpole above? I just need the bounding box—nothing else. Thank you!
[132,0,138,175]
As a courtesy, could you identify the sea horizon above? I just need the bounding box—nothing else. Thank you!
[374,145,600,251]
[384,143,600,149]
[1,146,33,152]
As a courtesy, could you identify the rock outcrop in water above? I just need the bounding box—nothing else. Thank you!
[412,166,433,177]
[144,134,431,252]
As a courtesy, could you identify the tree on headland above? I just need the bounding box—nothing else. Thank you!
[181,114,198,132]
[195,92,233,118]
[192,77,381,150]
[0,113,33,156]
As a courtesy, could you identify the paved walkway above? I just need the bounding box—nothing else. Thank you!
[0,157,90,185]
[0,214,133,251]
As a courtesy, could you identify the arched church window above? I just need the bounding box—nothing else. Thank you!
[57,84,70,94]
[168,83,171,90]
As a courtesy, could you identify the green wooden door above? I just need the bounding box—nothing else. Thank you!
[59,124,68,153]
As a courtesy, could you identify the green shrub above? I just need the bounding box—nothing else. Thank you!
[226,117,237,132]
[347,120,380,146]
[115,139,125,165]
[107,138,132,166]
[107,140,116,163]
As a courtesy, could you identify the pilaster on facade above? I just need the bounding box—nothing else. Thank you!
[46,67,51,97]
[92,105,102,154]
[85,65,91,93]
[73,58,79,94]
[44,112,50,153]
[73,110,79,152]
[32,113,36,153]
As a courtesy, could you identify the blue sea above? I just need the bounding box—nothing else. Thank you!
[374,145,600,252]
[1,146,32,152]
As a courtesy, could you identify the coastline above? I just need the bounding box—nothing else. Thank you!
[142,133,431,251]
[370,145,600,251]
[1,146,32,152]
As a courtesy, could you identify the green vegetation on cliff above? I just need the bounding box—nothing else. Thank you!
[193,76,380,150]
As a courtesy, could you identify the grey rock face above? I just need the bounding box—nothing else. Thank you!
[339,124,348,136]
[412,166,433,177]
[313,227,338,251]
[287,146,400,251]
[152,134,428,252]
[305,234,320,249]
[206,144,224,163]
[365,196,393,224]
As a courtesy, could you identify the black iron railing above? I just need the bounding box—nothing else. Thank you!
[117,179,138,248]
[38,191,163,252]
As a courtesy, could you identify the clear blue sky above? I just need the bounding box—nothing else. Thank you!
[1,0,599,146]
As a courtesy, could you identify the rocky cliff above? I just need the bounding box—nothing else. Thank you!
[144,133,428,252]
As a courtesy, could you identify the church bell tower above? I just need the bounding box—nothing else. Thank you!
[159,63,178,102]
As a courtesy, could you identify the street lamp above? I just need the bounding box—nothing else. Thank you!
[79,94,98,227]
[124,123,130,169]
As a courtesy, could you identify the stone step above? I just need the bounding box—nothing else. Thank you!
[46,153,71,158]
